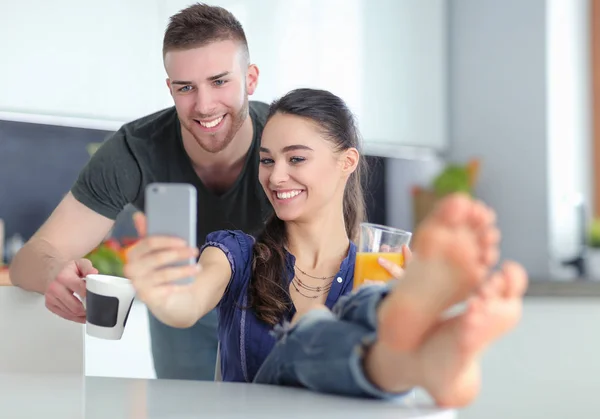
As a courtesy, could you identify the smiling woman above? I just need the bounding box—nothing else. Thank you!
[253,88,366,324]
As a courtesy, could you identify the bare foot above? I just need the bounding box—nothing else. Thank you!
[415,261,528,407]
[363,261,527,407]
[377,194,500,352]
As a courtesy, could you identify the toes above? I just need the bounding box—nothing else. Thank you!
[411,224,451,258]
[428,195,497,234]
[430,193,474,227]
[447,231,485,284]
[468,200,496,230]
[482,247,500,267]
[469,200,487,229]
[479,271,506,300]
[477,219,500,268]
[481,227,501,247]
[501,261,528,298]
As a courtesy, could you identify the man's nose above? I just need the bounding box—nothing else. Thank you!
[194,88,216,116]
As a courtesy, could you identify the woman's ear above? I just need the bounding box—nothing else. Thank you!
[340,147,360,176]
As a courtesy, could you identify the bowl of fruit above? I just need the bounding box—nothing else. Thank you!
[85,237,139,277]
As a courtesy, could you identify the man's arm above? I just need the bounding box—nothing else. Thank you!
[9,192,115,294]
[11,129,142,323]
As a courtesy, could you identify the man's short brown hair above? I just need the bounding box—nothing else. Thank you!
[162,3,249,62]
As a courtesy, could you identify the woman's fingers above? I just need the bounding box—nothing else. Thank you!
[377,256,405,279]
[124,246,198,279]
[140,263,201,289]
[401,245,412,266]
[126,235,189,260]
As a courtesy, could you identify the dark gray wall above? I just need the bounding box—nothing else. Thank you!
[0,120,112,240]
[448,0,550,278]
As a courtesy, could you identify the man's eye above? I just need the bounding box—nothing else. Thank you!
[179,85,192,92]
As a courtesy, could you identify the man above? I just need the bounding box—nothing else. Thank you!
[9,3,273,381]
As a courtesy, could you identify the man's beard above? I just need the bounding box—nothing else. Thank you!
[187,97,249,154]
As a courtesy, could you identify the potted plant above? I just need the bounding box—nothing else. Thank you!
[412,158,480,229]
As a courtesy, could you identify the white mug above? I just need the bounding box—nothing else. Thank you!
[84,274,136,340]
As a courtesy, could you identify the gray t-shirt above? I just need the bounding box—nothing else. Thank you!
[71,101,273,244]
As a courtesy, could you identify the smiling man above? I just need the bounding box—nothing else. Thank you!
[9,3,273,381]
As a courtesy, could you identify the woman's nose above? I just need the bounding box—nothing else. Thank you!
[269,161,289,184]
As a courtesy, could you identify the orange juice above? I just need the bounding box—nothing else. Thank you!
[353,252,404,289]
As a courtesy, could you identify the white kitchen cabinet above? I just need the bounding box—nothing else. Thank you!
[0,286,84,374]
[0,0,165,127]
[1,0,447,152]
[85,299,155,379]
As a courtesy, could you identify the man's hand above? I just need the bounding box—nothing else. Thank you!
[45,259,98,323]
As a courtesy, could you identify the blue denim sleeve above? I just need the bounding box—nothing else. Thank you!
[200,230,255,307]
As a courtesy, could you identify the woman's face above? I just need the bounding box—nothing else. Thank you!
[259,113,357,223]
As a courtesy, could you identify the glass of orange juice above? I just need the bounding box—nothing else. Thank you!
[353,223,412,290]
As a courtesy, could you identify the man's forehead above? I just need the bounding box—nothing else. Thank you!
[165,41,243,70]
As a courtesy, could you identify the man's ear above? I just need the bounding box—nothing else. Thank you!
[246,64,259,95]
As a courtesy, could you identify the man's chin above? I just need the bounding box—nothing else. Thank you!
[193,136,233,154]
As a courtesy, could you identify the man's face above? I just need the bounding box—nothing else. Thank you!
[164,40,258,153]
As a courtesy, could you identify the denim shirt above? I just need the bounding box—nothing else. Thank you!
[201,230,357,383]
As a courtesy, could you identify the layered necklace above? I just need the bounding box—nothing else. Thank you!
[291,264,338,299]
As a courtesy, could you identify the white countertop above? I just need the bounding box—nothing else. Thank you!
[0,373,456,419]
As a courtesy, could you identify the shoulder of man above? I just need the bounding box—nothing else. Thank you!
[249,100,270,125]
[120,106,179,144]
[70,107,179,219]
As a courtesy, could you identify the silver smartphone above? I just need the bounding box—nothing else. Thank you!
[145,182,197,285]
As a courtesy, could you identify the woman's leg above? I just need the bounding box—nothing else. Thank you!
[253,302,409,400]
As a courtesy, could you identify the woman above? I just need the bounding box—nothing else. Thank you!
[125,88,527,407]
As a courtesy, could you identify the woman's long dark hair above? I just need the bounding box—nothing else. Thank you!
[249,88,367,326]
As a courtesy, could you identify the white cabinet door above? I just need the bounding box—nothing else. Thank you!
[0,0,164,125]
[0,287,84,374]
[360,0,448,151]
